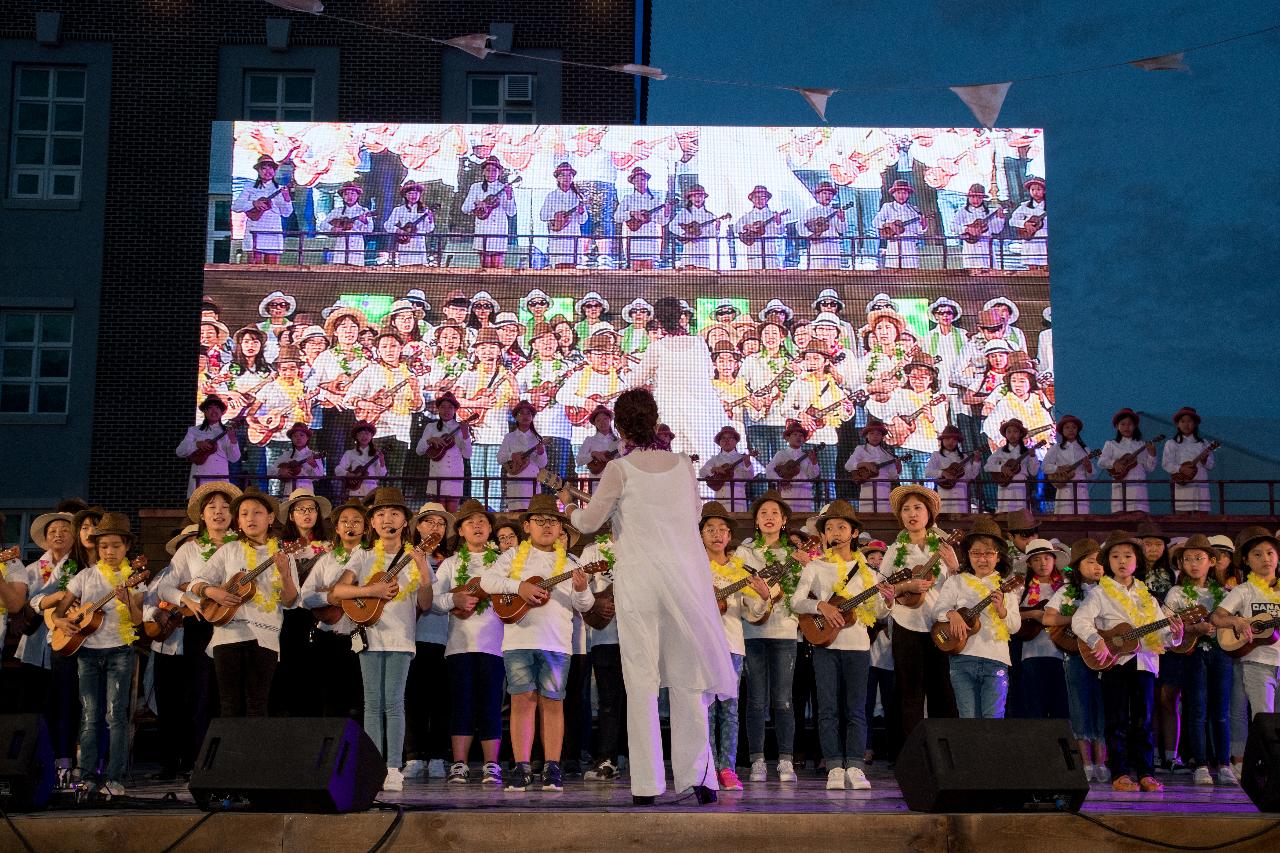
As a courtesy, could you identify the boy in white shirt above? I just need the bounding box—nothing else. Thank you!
[699,425,764,512]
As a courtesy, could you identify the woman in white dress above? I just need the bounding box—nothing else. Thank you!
[1098,408,1157,513]
[627,297,724,466]
[561,388,737,806]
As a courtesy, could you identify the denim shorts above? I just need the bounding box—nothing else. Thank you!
[503,649,571,699]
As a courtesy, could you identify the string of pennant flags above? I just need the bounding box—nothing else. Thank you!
[264,2,1279,127]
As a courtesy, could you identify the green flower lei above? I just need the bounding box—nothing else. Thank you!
[531,355,566,387]
[1181,576,1225,612]
[754,532,800,613]
[865,344,906,384]
[595,534,616,571]
[893,529,941,578]
[54,557,80,592]
[455,545,499,613]
[197,531,238,563]
[331,542,356,566]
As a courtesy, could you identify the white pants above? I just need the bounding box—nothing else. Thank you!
[620,609,718,797]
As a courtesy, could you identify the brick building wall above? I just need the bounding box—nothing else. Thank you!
[8,1,640,512]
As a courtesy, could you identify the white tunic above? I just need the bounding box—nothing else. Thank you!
[739,351,792,428]
[1099,437,1155,513]
[951,205,1007,269]
[176,422,243,497]
[66,564,139,651]
[415,418,471,500]
[320,204,372,265]
[734,207,786,270]
[579,540,620,649]
[628,335,722,463]
[516,359,575,440]
[461,180,516,253]
[17,552,73,668]
[1217,581,1280,666]
[267,446,325,494]
[1162,437,1217,512]
[872,201,926,269]
[1008,201,1048,265]
[699,449,765,512]
[1042,443,1091,515]
[926,449,981,513]
[668,208,722,268]
[883,539,958,634]
[798,203,848,270]
[232,182,293,254]
[498,428,548,509]
[335,448,386,497]
[766,446,819,506]
[846,443,900,514]
[985,445,1039,512]
[614,190,669,259]
[480,545,593,655]
[867,389,949,454]
[299,547,359,635]
[383,204,433,266]
[540,188,588,264]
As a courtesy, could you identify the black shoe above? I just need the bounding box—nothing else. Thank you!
[505,762,535,791]
[151,768,178,781]
[632,795,656,806]
[694,785,717,805]
[541,761,563,791]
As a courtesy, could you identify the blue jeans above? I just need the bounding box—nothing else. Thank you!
[1064,653,1106,741]
[949,654,1009,719]
[469,443,502,503]
[77,646,134,783]
[813,647,870,768]
[709,653,744,770]
[359,651,412,768]
[744,638,797,759]
[1181,645,1234,769]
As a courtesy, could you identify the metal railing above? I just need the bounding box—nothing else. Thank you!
[231,229,1045,273]
[193,473,1280,517]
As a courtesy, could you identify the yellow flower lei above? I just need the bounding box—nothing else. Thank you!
[509,540,567,582]
[710,555,759,599]
[240,538,283,612]
[1247,573,1280,605]
[960,572,1010,642]
[825,549,877,627]
[97,559,137,645]
[577,366,618,398]
[368,538,419,603]
[381,364,413,415]
[1099,575,1163,652]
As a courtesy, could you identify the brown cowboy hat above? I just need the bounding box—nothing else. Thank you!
[328,497,368,524]
[529,321,558,342]
[1172,406,1201,425]
[453,499,495,535]
[1098,530,1144,569]
[1112,408,1140,427]
[889,484,940,519]
[187,481,243,523]
[366,487,410,518]
[1003,508,1039,535]
[1067,537,1101,569]
[1134,517,1168,542]
[349,420,376,441]
[589,404,614,426]
[520,493,571,526]
[714,424,741,443]
[89,512,133,543]
[817,499,862,534]
[749,489,793,522]
[962,516,1005,552]
[699,500,735,530]
[230,486,279,519]
[1057,414,1083,433]
[1169,533,1216,565]
[1235,525,1280,558]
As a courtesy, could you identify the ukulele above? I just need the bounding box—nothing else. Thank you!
[804,202,856,237]
[188,413,249,465]
[394,206,436,245]
[1215,610,1280,658]
[340,534,441,627]
[625,201,671,231]
[565,389,626,427]
[714,559,791,615]
[328,209,370,232]
[1108,434,1165,479]
[244,145,300,221]
[1048,623,1082,655]
[1015,212,1046,240]
[421,413,480,462]
[936,452,980,489]
[849,452,904,484]
[352,378,412,423]
[878,213,929,239]
[894,529,965,608]
[197,541,307,626]
[1171,441,1221,485]
[448,576,490,620]
[491,560,611,625]
[472,176,522,220]
[582,574,616,631]
[1078,604,1208,671]
[277,450,317,480]
[527,362,588,404]
[142,599,192,643]
[886,394,947,445]
[745,535,824,625]
[47,557,151,656]
[1014,583,1055,641]
[549,192,585,232]
[803,389,871,431]
[798,567,913,647]
[775,445,823,481]
[1048,449,1102,486]
[705,450,759,492]
[675,213,731,242]
[586,449,620,477]
[991,440,1048,487]
[248,390,320,446]
[961,205,1011,243]
[317,364,371,407]
[930,574,1024,654]
[343,449,385,491]
[739,209,791,245]
[503,436,552,476]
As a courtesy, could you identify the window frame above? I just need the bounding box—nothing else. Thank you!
[242,70,316,122]
[467,73,537,124]
[9,64,87,201]
[0,309,74,416]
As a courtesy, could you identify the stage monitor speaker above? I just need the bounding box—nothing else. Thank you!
[189,717,383,813]
[895,718,1089,812]
[0,714,56,812]
[1242,712,1280,812]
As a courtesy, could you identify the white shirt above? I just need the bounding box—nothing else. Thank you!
[884,539,957,633]
[791,556,887,652]
[710,556,770,655]
[433,549,507,657]
[932,572,1021,665]
[66,563,141,651]
[579,540,620,648]
[480,545,593,654]
[1217,580,1280,666]
[345,545,422,655]
[299,546,360,635]
[734,543,800,641]
[193,540,299,657]
[176,422,242,496]
[1071,579,1173,674]
[1021,578,1064,660]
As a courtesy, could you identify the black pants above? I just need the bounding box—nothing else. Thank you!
[311,629,362,719]
[793,640,821,765]
[563,653,592,767]
[892,623,957,753]
[153,653,195,773]
[182,618,218,757]
[1102,659,1156,779]
[404,641,450,761]
[213,641,277,717]
[589,644,627,764]
[272,609,319,716]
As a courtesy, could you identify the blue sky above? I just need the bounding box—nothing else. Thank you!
[647,0,1280,480]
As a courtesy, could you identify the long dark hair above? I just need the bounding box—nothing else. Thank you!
[653,297,685,336]
[281,501,333,544]
[614,387,660,448]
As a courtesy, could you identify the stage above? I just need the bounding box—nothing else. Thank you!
[8,764,1277,853]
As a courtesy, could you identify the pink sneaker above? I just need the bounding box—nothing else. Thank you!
[718,768,743,791]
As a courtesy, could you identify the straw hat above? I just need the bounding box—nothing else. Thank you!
[414,501,457,539]
[749,489,792,522]
[817,499,862,534]
[278,488,332,524]
[889,484,940,519]
[29,512,74,551]
[89,512,133,543]
[167,524,200,557]
[187,481,243,523]
[1024,538,1068,571]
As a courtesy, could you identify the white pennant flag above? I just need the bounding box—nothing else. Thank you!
[610,63,667,80]
[262,0,324,11]
[949,82,1012,128]
[1130,52,1187,71]
[445,34,494,60]
[790,87,837,122]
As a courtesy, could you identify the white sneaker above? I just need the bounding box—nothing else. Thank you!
[777,759,798,783]
[749,758,767,782]
[825,767,845,790]
[1218,765,1240,786]
[1083,764,1097,782]
[1094,764,1111,783]
[845,767,871,790]
[103,781,126,798]
[426,759,447,779]
[402,759,426,779]
[1192,766,1214,785]
[382,767,404,792]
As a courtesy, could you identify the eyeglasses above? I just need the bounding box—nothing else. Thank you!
[527,515,561,526]
[528,300,550,308]
[715,309,736,316]
[818,301,840,308]
[268,302,290,309]
[583,302,602,310]
[420,517,447,527]
[473,303,493,311]
[969,551,1001,559]
[980,325,1003,332]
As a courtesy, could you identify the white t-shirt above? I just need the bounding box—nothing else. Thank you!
[1217,580,1280,666]
[433,549,506,658]
[193,540,300,657]
[932,572,1021,665]
[480,545,594,654]
[66,562,141,651]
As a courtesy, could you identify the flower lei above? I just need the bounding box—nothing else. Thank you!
[509,540,567,583]
[595,535,616,572]
[1055,584,1084,617]
[960,572,1010,641]
[1023,571,1064,607]
[332,345,360,376]
[369,538,418,603]
[97,559,138,645]
[826,549,878,626]
[1247,573,1280,605]
[331,542,356,566]
[1099,576,1163,652]
[530,355,565,388]
[54,557,81,591]
[865,343,906,383]
[455,544,499,613]
[1181,576,1226,611]
[755,532,799,613]
[709,555,759,599]
[197,531,237,563]
[893,529,941,578]
[577,366,619,398]
[240,538,283,611]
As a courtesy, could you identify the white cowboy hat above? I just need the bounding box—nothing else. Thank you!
[812,289,844,310]
[576,291,610,314]
[981,338,1013,356]
[623,298,654,320]
[982,297,1020,325]
[928,297,963,321]
[405,289,430,312]
[470,290,500,311]
[30,512,74,551]
[864,291,897,314]
[277,487,333,525]
[758,298,794,321]
[258,290,297,318]
[521,288,551,310]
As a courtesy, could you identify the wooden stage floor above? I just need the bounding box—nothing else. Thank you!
[7,763,1279,853]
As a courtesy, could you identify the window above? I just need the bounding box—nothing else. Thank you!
[243,72,314,121]
[3,510,49,563]
[207,196,232,263]
[10,65,86,200]
[0,311,73,415]
[468,74,536,123]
